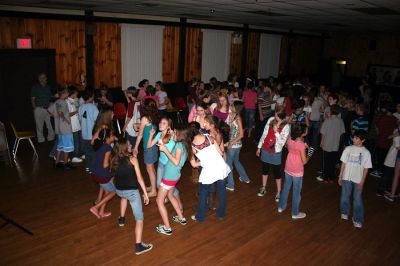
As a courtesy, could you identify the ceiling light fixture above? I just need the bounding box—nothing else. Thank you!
[210,9,215,13]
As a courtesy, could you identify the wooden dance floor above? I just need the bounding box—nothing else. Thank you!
[0,140,399,265]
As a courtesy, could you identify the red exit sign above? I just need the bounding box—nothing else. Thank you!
[16,38,32,49]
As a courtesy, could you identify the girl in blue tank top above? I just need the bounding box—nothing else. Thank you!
[133,98,160,198]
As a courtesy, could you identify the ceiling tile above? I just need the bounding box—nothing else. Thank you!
[1,0,399,32]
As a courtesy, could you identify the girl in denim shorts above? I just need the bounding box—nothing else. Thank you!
[133,98,160,198]
[89,128,117,219]
[111,138,153,255]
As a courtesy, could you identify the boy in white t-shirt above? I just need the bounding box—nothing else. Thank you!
[338,131,372,229]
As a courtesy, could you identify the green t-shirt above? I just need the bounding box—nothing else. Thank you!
[143,124,156,149]
[163,142,187,181]
[31,84,52,108]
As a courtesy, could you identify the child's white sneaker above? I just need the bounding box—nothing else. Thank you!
[352,219,362,229]
[341,214,349,220]
[71,157,83,163]
[275,192,281,202]
[292,212,306,219]
[257,187,267,197]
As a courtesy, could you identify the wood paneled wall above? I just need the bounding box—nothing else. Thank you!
[162,26,180,83]
[323,33,400,77]
[1,17,295,88]
[0,17,122,88]
[279,37,289,74]
[246,32,260,76]
[93,22,121,88]
[229,32,243,76]
[0,17,86,87]
[279,35,322,76]
[279,33,400,78]
[184,27,202,81]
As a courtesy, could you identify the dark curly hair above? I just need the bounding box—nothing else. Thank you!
[204,115,230,143]
[141,98,160,125]
[290,123,307,140]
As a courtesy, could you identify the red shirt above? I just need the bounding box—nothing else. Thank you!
[262,127,282,152]
[376,115,397,148]
[243,90,257,109]
[284,97,293,117]
[142,95,158,102]
[127,101,135,117]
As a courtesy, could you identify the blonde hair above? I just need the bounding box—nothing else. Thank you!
[216,92,229,111]
[269,110,288,129]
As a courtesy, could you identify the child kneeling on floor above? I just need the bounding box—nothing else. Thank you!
[111,138,152,255]
[89,128,117,219]
[338,130,372,229]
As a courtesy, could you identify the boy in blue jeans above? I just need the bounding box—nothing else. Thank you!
[338,131,372,229]
[78,91,99,171]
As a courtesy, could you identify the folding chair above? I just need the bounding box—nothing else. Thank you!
[174,97,188,125]
[10,122,38,159]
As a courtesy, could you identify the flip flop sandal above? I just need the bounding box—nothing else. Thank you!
[89,207,100,219]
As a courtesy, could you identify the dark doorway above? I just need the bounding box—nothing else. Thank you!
[0,49,56,132]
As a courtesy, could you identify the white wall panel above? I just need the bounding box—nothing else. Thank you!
[201,29,232,82]
[121,24,164,90]
[258,34,282,78]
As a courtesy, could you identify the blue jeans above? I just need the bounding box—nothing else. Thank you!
[116,189,144,221]
[157,162,179,197]
[196,179,227,221]
[244,109,256,129]
[100,179,116,192]
[82,139,94,169]
[278,173,303,216]
[309,120,321,148]
[340,180,364,224]
[226,147,249,189]
[72,131,82,157]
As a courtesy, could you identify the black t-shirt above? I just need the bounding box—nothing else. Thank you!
[115,158,138,190]
[343,110,357,132]
[95,91,114,111]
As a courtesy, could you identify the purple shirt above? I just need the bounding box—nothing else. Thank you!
[213,109,229,121]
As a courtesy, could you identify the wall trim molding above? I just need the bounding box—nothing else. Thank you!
[0,7,323,38]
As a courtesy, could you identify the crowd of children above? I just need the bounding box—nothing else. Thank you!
[45,75,400,255]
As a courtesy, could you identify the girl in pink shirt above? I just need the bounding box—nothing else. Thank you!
[242,84,257,137]
[278,123,313,220]
[142,85,159,107]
